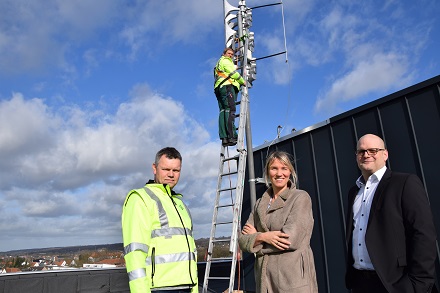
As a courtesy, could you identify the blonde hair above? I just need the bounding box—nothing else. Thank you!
[264,151,297,188]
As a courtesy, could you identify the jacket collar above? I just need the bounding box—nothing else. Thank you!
[255,183,295,231]
[145,180,179,196]
[370,168,392,211]
[221,55,232,62]
[268,183,293,210]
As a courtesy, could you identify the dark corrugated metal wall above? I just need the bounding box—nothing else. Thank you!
[241,75,440,292]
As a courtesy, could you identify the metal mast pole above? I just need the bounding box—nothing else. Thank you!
[245,97,256,207]
[237,0,257,208]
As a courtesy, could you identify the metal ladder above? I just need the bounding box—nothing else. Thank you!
[202,89,249,293]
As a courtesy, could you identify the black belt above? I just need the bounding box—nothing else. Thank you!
[353,268,378,279]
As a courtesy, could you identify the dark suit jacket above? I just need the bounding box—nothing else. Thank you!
[345,169,438,293]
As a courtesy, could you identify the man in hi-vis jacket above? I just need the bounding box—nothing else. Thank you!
[122,147,198,293]
[214,47,245,147]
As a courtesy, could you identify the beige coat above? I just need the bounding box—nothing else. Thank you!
[238,185,318,293]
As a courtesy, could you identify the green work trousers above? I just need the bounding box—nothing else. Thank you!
[215,84,238,140]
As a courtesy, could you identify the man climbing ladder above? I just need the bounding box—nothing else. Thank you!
[214,47,245,147]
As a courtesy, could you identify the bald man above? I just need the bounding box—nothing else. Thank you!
[345,134,438,293]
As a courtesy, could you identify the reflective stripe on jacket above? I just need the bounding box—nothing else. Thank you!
[122,183,198,293]
[214,56,245,89]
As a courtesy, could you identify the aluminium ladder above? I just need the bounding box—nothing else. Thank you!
[202,89,249,293]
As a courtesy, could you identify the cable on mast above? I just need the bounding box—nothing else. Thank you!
[281,0,288,63]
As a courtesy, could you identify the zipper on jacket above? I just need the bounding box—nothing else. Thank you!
[168,192,196,286]
[151,247,155,286]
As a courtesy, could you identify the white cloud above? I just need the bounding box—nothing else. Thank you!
[0,93,58,155]
[119,1,222,59]
[308,1,433,114]
[0,84,219,250]
[314,53,409,113]
[0,0,222,75]
[0,0,119,76]
[1,0,438,252]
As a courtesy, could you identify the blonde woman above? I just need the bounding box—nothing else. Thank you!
[238,151,318,293]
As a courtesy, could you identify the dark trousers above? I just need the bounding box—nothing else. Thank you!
[350,269,388,293]
[215,84,238,140]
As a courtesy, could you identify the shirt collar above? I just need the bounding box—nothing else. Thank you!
[356,165,387,188]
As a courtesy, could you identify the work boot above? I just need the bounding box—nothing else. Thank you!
[221,138,229,146]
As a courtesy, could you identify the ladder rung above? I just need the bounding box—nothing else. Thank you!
[219,187,236,192]
[215,221,233,225]
[221,170,238,177]
[217,203,234,208]
[222,155,238,162]
[235,100,241,105]
[207,276,230,280]
[212,238,231,243]
[210,257,233,261]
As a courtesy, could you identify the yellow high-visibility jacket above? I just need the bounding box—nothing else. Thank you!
[214,55,245,89]
[122,182,198,293]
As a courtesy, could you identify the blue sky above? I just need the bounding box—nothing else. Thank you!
[0,0,439,252]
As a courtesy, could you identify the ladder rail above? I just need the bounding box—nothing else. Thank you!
[204,0,254,290]
[203,96,249,293]
[203,147,233,292]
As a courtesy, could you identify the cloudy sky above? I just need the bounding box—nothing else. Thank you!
[0,0,439,252]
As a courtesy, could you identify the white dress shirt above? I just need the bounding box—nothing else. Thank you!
[352,165,387,270]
